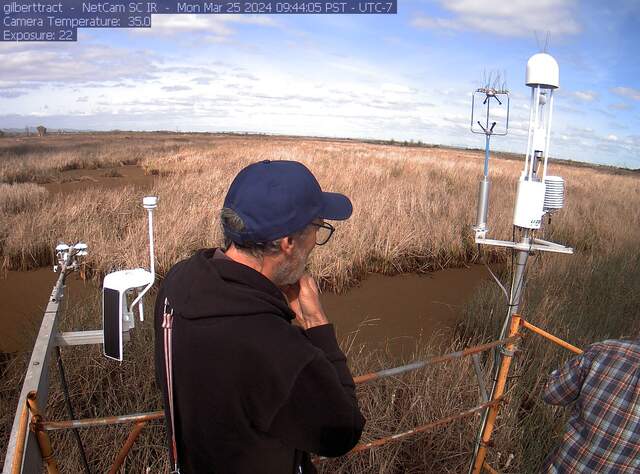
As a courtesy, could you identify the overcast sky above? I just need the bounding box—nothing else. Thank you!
[1,0,639,168]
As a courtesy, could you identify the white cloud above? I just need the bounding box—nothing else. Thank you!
[0,9,635,169]
[132,14,280,41]
[411,16,462,32]
[608,102,633,111]
[571,90,598,102]
[145,14,234,36]
[611,86,640,101]
[0,43,158,84]
[162,85,192,92]
[412,0,581,38]
[607,134,618,141]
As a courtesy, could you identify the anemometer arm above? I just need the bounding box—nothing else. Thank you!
[476,121,498,135]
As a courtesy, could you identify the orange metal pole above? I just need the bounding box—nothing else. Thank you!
[11,393,32,474]
[314,397,503,463]
[482,460,499,474]
[27,392,59,474]
[471,315,521,474]
[520,319,583,355]
[108,421,146,474]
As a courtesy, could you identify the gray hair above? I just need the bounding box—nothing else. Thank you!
[220,207,288,259]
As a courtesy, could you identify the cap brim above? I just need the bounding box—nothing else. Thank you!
[320,192,353,220]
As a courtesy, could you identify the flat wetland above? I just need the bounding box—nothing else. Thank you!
[1,132,639,472]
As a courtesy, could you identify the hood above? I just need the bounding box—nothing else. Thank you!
[161,248,295,322]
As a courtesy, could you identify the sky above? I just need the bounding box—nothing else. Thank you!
[1,0,639,168]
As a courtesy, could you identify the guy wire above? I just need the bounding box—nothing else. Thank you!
[58,270,92,474]
[478,244,509,303]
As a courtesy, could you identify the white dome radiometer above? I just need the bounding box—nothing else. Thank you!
[526,53,560,89]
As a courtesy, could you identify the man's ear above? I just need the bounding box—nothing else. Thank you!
[280,235,296,256]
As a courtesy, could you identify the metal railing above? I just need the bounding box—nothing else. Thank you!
[3,270,583,474]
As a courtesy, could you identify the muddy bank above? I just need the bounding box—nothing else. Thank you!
[42,164,154,194]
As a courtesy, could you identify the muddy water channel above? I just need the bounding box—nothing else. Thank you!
[1,164,490,355]
[0,267,489,355]
[0,269,94,352]
[324,266,488,357]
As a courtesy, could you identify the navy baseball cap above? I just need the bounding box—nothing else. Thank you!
[223,160,352,245]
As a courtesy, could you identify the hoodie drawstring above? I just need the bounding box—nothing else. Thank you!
[163,297,180,474]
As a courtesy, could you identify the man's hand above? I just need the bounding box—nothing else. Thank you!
[280,273,329,330]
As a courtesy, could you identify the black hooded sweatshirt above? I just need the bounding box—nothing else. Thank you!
[154,248,365,474]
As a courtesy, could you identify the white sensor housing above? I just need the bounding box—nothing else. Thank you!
[513,178,546,229]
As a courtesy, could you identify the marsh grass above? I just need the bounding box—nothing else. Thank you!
[456,244,640,472]
[1,133,639,472]
[0,134,185,184]
[1,134,638,291]
[0,183,49,214]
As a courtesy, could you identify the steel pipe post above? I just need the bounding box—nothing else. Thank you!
[471,315,521,474]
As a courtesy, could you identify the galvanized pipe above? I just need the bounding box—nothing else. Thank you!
[315,397,504,463]
[38,411,164,431]
[470,233,530,473]
[3,270,66,474]
[354,336,520,384]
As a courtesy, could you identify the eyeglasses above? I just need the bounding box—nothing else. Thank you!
[310,222,335,245]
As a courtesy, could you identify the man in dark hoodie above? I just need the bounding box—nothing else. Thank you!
[154,160,365,474]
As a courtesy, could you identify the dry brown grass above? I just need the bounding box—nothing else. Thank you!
[0,183,49,214]
[0,133,186,184]
[1,133,640,473]
[1,133,638,291]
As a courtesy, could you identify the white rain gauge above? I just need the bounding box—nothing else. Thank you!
[469,53,573,472]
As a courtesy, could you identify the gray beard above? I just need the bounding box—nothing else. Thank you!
[272,246,308,287]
